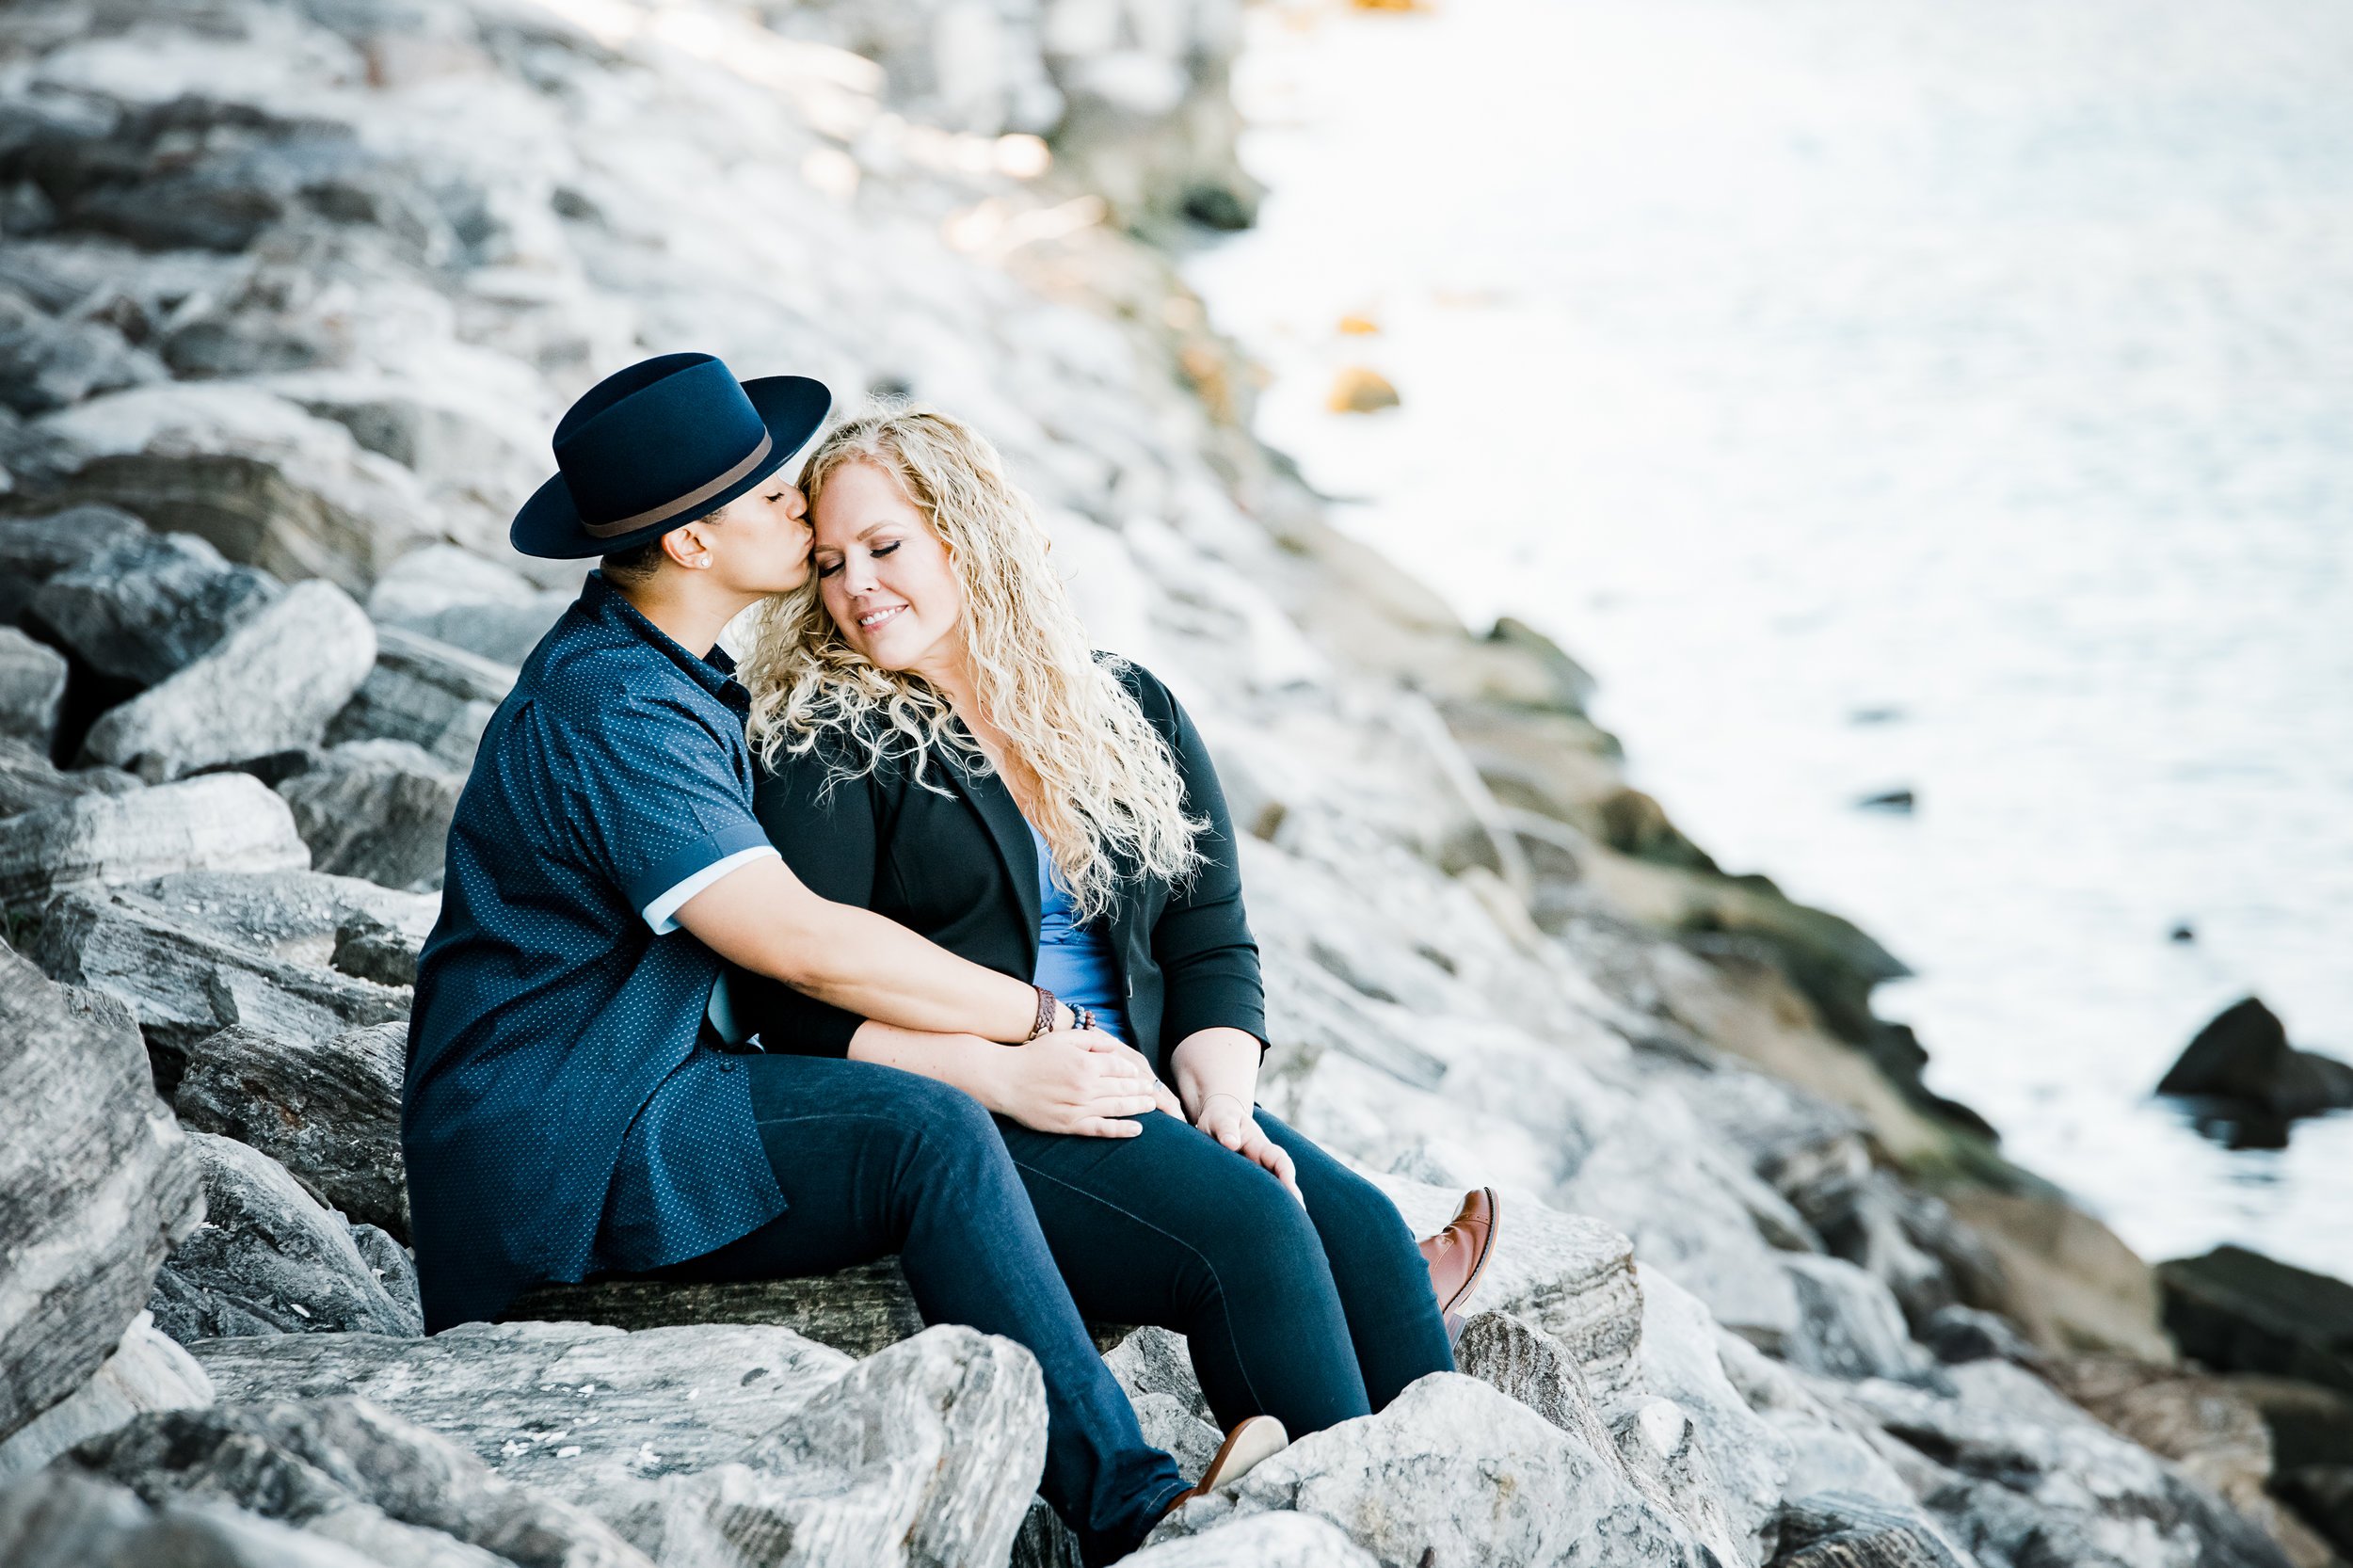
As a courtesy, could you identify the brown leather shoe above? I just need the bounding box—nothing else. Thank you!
[1417,1187,1499,1317]
[1156,1414,1288,1520]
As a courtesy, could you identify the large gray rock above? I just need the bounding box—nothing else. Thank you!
[0,504,148,623]
[191,1320,1049,1568]
[367,544,575,666]
[24,530,280,690]
[0,285,165,415]
[30,880,410,1095]
[175,1021,409,1240]
[1781,1256,1934,1384]
[0,1312,212,1484]
[276,740,460,890]
[0,940,203,1446]
[1772,1493,1976,1568]
[2159,1246,2353,1396]
[147,1132,421,1341]
[1635,1269,1798,1565]
[80,580,377,781]
[0,736,140,819]
[0,626,66,746]
[0,1466,387,1568]
[1126,1512,1378,1566]
[326,623,514,770]
[63,1395,653,1568]
[1845,1360,2295,1568]
[0,773,309,906]
[1148,1372,1706,1567]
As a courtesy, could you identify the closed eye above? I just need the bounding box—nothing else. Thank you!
[872,540,901,558]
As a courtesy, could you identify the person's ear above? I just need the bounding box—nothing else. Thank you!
[663,520,716,571]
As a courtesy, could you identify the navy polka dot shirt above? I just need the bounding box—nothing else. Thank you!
[404,570,789,1333]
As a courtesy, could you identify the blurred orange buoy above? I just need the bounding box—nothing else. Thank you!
[1327,366,1401,412]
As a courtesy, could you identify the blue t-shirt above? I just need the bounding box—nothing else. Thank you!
[1026,820,1137,1046]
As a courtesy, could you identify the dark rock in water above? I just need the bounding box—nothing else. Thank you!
[2227,1374,2353,1470]
[0,939,204,1447]
[1919,1305,2044,1369]
[2274,1465,2353,1559]
[0,503,148,624]
[61,1396,648,1568]
[1856,788,1914,814]
[2159,1245,2353,1395]
[24,529,280,690]
[2170,922,2197,943]
[0,736,138,819]
[330,911,420,987]
[147,1131,421,1341]
[276,739,458,890]
[0,625,65,746]
[78,580,376,782]
[0,284,166,414]
[1849,707,1904,727]
[2157,998,2353,1122]
[0,1466,385,1568]
[1772,1492,1971,1568]
[174,1020,408,1240]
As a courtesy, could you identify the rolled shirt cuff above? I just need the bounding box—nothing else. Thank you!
[641,842,780,936]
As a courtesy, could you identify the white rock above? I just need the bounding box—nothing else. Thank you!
[0,1313,213,1484]
[1127,1511,1378,1567]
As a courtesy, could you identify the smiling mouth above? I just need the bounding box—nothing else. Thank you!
[856,605,907,631]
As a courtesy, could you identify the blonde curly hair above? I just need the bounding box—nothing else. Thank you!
[736,407,1202,923]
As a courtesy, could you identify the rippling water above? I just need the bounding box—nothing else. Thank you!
[1189,0,2353,1275]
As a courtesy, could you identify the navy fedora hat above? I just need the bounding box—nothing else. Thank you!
[511,351,831,560]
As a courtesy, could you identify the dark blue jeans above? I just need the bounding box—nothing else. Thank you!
[613,1054,1449,1562]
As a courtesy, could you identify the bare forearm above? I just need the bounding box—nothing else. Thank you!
[1169,1027,1262,1116]
[847,1021,1011,1105]
[677,858,1039,1040]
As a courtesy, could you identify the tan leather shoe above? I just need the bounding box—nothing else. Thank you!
[1157,1414,1289,1518]
[1417,1186,1499,1317]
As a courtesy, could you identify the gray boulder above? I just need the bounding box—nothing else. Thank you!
[1126,1512,1379,1566]
[0,504,147,623]
[327,623,514,770]
[0,773,309,906]
[1781,1256,1935,1384]
[191,1319,1049,1568]
[63,1395,652,1568]
[0,626,65,746]
[1105,1325,1210,1422]
[367,544,575,666]
[147,1132,422,1341]
[2157,998,2353,1125]
[30,880,410,1095]
[1635,1269,1799,1564]
[351,1225,422,1323]
[0,1466,386,1568]
[0,287,164,415]
[2158,1244,2353,1396]
[0,736,140,819]
[0,1312,212,1484]
[276,739,459,889]
[1148,1372,1706,1567]
[24,530,280,689]
[175,1021,409,1240]
[80,580,377,781]
[1772,1493,1976,1568]
[502,1259,929,1357]
[0,941,203,1446]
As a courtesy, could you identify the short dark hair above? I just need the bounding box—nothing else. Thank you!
[598,501,729,586]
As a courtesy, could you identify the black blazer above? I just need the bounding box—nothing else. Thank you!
[730,658,1270,1075]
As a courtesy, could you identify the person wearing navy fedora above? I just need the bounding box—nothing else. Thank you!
[405,351,1196,1561]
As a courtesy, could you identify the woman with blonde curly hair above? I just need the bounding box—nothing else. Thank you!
[682,406,1498,1560]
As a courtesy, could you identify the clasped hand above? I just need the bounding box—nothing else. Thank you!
[990,1027,1182,1137]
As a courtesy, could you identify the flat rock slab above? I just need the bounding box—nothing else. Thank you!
[327,624,513,771]
[190,1318,856,1490]
[0,737,140,821]
[504,1262,1134,1361]
[0,772,309,906]
[81,580,376,782]
[0,1467,385,1568]
[275,739,459,890]
[24,529,279,690]
[2160,1246,2353,1396]
[0,940,204,1446]
[0,1312,212,1485]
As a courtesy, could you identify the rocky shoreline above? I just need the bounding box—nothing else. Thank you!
[1,0,2349,1564]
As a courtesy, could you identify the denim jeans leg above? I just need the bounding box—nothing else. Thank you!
[632,1054,1186,1565]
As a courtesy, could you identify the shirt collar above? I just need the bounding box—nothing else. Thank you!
[578,569,750,712]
